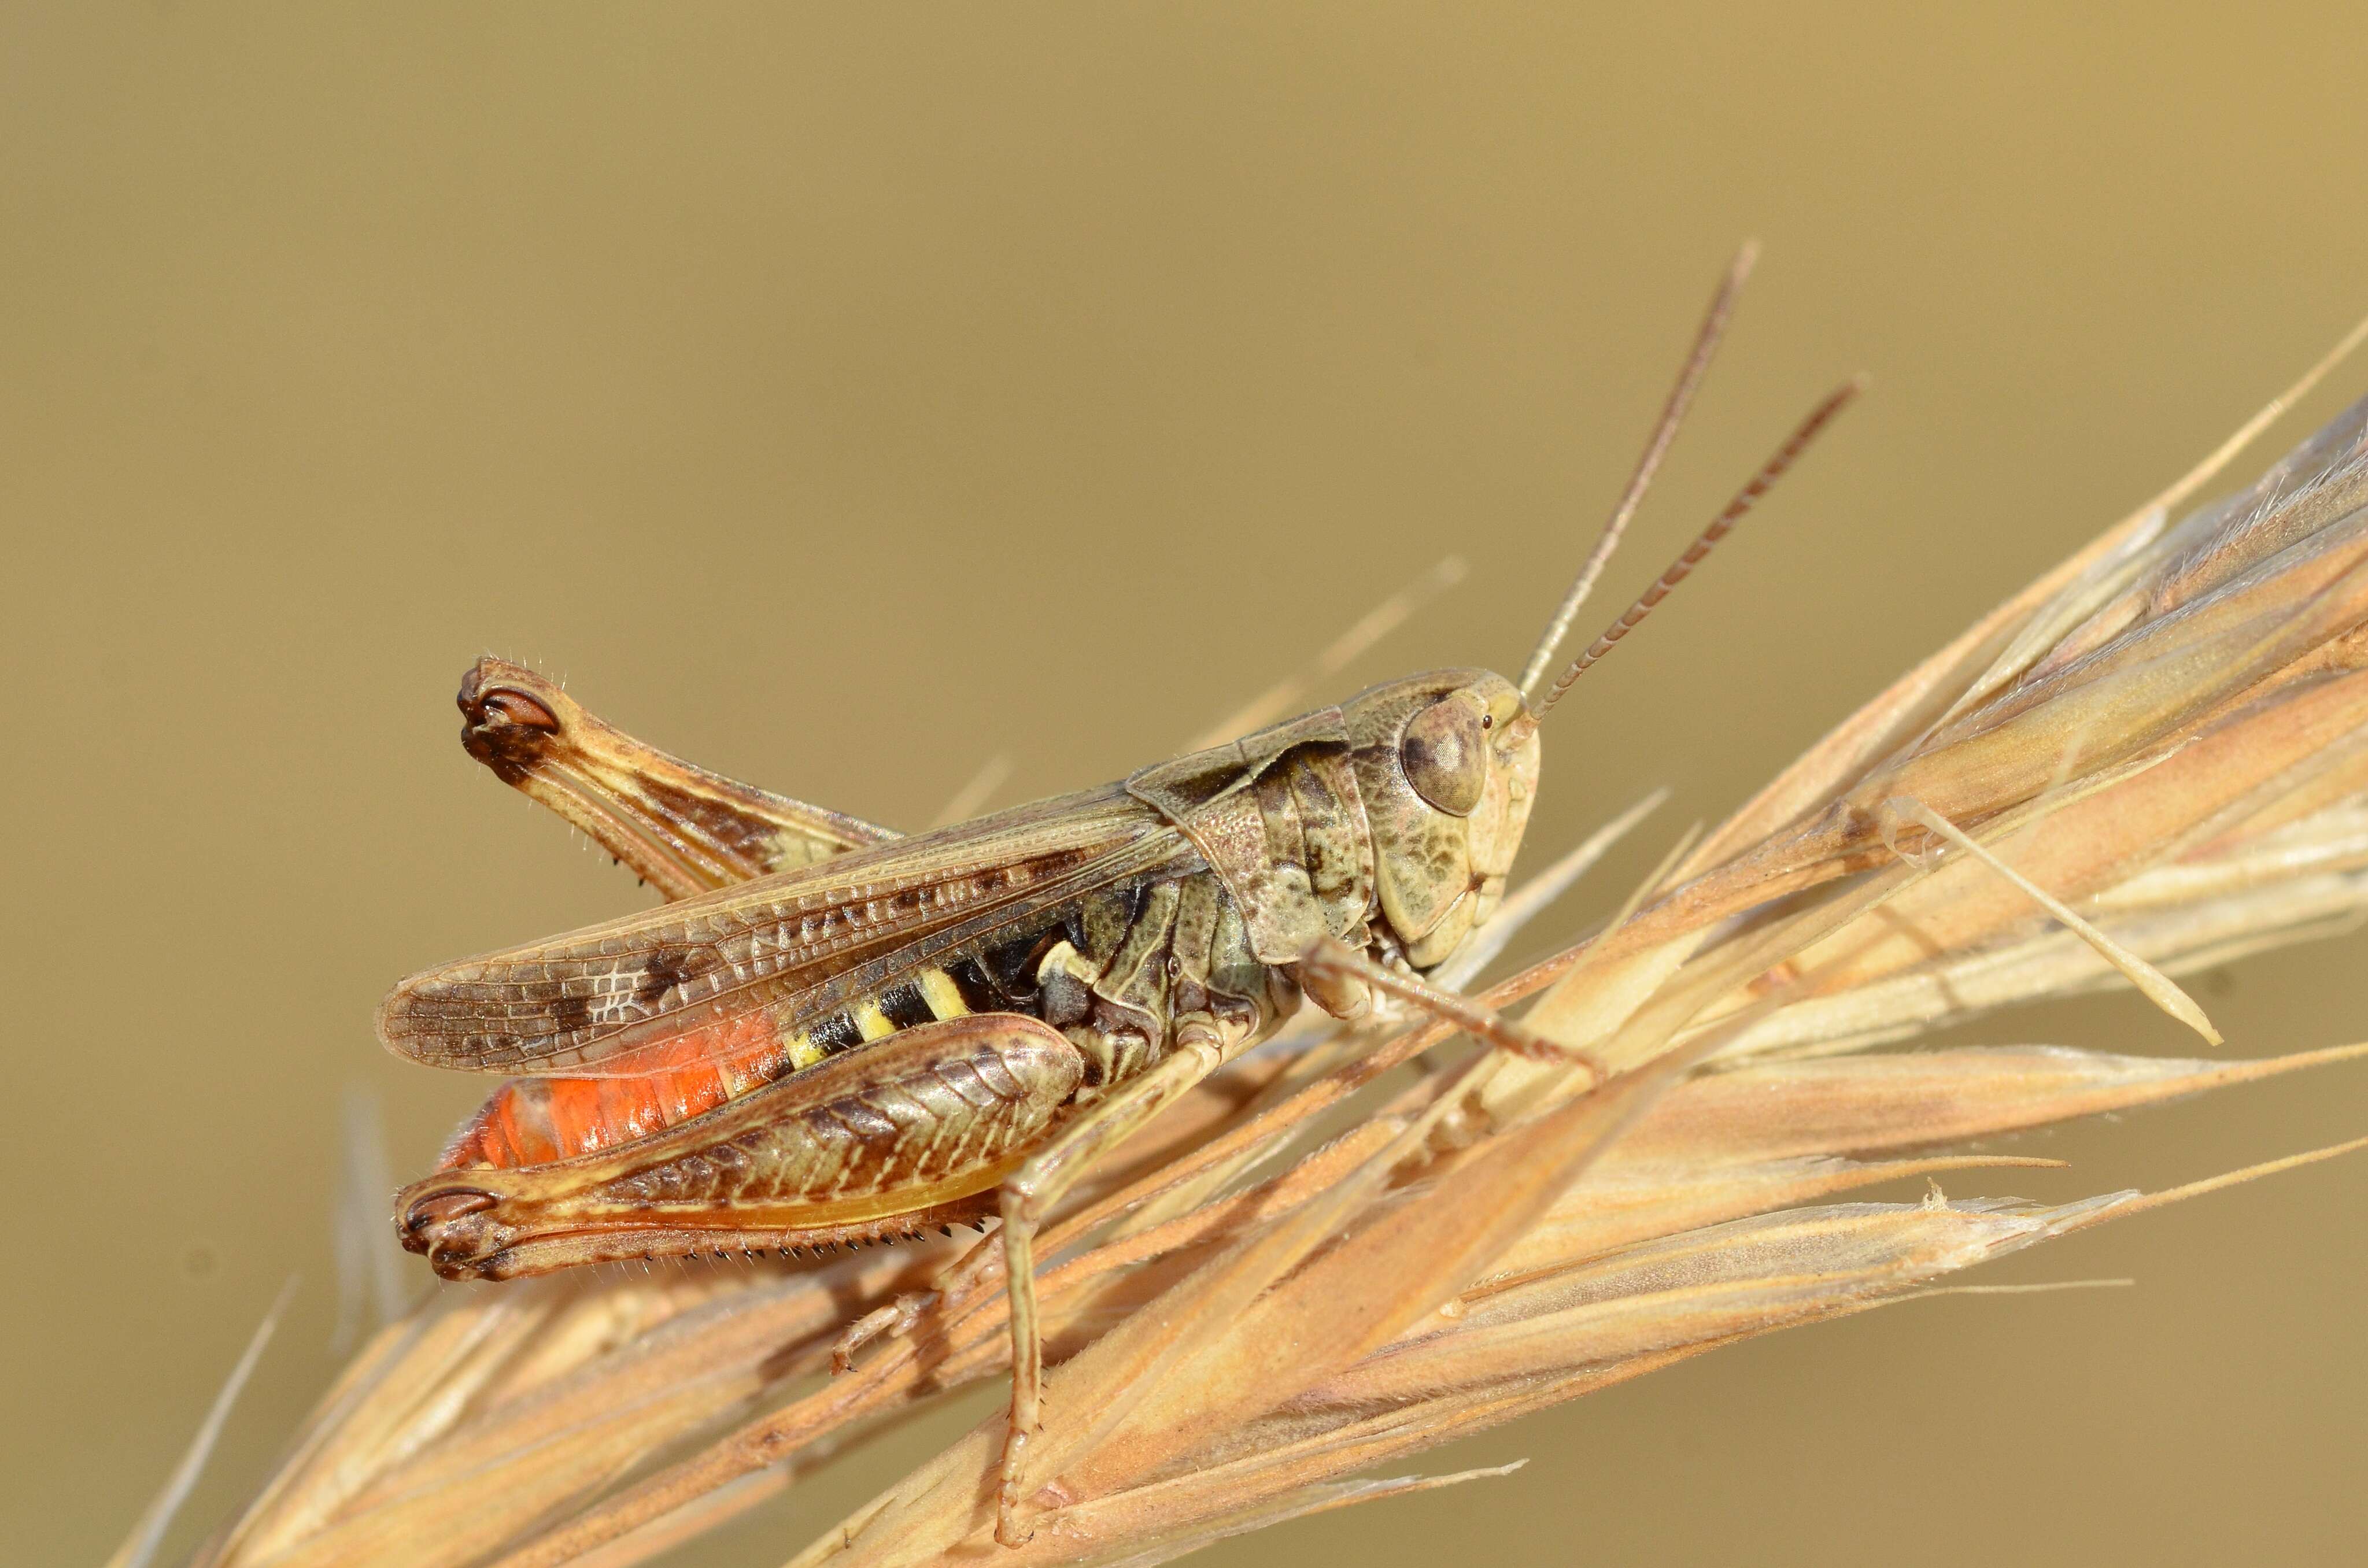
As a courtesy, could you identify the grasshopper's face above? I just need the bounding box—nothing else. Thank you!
[1344,669,1541,971]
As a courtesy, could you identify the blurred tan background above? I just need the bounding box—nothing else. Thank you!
[9,4,2368,1563]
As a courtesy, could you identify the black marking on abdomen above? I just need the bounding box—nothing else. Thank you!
[806,1011,864,1055]
[980,928,1055,997]
[877,979,935,1030]
[947,957,1002,1015]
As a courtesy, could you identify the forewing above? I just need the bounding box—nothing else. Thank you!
[379,785,1189,1074]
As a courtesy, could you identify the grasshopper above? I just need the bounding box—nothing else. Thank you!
[381,252,1857,1543]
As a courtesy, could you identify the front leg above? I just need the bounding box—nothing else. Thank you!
[991,1024,1231,1547]
[1302,937,1606,1077]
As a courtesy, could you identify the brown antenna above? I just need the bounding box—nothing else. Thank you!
[1518,241,1760,702]
[1532,374,1867,720]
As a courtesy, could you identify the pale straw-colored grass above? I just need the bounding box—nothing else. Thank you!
[138,316,2368,1568]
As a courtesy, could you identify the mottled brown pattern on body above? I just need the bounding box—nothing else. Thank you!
[380,790,1163,1070]
[396,667,1546,1325]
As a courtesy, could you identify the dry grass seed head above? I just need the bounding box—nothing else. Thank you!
[163,344,2368,1567]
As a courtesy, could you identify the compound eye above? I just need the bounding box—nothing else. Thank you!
[1399,692,1488,816]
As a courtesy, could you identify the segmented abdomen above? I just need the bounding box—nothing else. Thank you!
[440,867,1291,1173]
[442,964,989,1169]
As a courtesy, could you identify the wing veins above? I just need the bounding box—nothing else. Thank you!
[380,787,1185,1073]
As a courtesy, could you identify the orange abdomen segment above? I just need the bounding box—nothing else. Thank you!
[439,1012,786,1170]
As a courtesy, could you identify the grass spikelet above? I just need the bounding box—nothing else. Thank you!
[155,342,2368,1567]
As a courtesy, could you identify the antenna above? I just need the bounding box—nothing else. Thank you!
[1518,241,1760,702]
[1532,375,1866,720]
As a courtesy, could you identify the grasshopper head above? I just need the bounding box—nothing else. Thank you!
[1344,669,1539,971]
